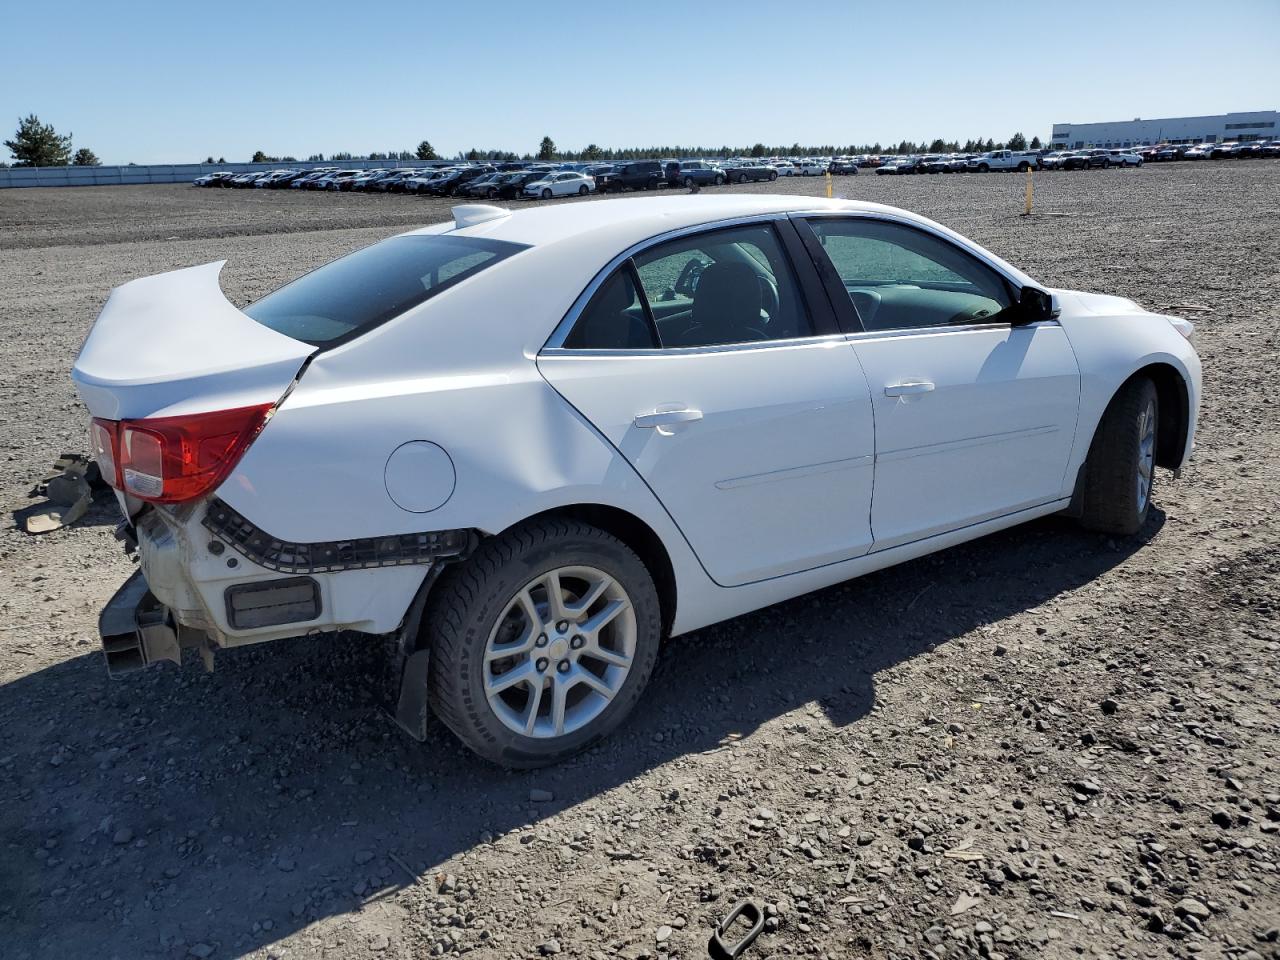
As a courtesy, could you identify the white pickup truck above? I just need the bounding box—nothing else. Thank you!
[967,150,1037,172]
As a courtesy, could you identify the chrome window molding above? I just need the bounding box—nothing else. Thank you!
[842,319,1060,342]
[540,332,850,359]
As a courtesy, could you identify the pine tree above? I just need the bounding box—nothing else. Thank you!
[4,114,73,166]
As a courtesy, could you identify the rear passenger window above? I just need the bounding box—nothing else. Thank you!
[633,224,813,347]
[562,267,657,350]
[562,224,814,350]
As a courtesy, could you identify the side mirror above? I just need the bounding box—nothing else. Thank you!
[1013,286,1055,325]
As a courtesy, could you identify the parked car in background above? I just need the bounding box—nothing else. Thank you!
[828,159,860,175]
[460,172,507,198]
[1108,150,1143,167]
[795,159,825,175]
[77,195,1200,766]
[722,161,777,183]
[664,160,727,187]
[193,171,236,187]
[772,161,796,177]
[523,171,595,199]
[877,157,921,175]
[493,170,552,200]
[1037,151,1068,170]
[1182,144,1212,160]
[919,155,948,174]
[1060,151,1093,171]
[967,150,1037,172]
[594,161,663,192]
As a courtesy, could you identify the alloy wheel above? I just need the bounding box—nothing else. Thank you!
[1136,398,1156,512]
[483,566,637,739]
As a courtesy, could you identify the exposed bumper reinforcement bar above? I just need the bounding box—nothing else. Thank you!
[99,570,200,676]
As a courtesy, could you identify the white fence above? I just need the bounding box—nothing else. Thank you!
[0,160,455,189]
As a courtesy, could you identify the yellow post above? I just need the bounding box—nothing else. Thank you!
[1024,165,1033,215]
[825,171,833,199]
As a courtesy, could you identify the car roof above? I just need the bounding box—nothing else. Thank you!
[399,195,980,255]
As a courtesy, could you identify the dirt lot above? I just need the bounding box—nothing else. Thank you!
[1,165,1277,960]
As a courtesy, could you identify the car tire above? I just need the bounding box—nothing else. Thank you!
[541,188,552,199]
[1102,159,1111,169]
[1017,162,1030,172]
[426,518,662,768]
[768,171,777,181]
[578,185,588,195]
[714,174,724,185]
[683,176,694,187]
[737,173,747,184]
[1078,377,1159,536]
[978,163,989,172]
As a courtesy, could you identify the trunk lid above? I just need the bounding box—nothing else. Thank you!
[72,261,315,420]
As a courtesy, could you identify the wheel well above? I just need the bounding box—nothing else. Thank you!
[1123,363,1190,469]
[513,505,677,637]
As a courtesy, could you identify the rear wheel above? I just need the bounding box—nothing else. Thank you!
[714,174,724,185]
[1079,377,1158,536]
[684,176,694,187]
[768,171,777,181]
[737,173,747,183]
[541,188,552,199]
[426,519,662,767]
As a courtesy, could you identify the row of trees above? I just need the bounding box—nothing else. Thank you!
[3,117,1042,170]
[248,133,1043,166]
[3,115,100,167]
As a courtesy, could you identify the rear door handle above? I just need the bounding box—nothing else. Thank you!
[884,380,935,397]
[634,408,703,428]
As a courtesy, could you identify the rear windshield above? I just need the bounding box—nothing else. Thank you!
[244,234,527,347]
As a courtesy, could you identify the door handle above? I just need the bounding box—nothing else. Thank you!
[884,380,935,397]
[634,408,703,428]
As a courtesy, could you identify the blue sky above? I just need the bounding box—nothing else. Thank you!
[3,0,1277,164]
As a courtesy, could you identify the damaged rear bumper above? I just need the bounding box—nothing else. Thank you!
[99,569,206,676]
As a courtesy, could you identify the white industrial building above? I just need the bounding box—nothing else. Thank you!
[1049,110,1277,149]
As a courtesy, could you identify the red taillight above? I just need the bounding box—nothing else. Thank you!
[89,404,272,504]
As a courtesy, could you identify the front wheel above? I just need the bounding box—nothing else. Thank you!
[578,185,588,195]
[1078,377,1158,536]
[768,171,777,181]
[978,164,989,172]
[426,519,662,767]
[541,188,552,199]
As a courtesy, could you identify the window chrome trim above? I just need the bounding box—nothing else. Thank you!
[541,332,850,359]
[541,212,796,352]
[842,319,1060,342]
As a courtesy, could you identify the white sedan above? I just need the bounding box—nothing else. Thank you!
[74,196,1200,767]
[772,161,796,176]
[523,171,595,199]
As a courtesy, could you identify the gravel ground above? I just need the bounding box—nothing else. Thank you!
[0,164,1277,960]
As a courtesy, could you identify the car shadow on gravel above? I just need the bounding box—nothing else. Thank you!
[1,511,1163,959]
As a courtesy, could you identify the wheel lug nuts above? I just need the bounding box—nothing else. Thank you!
[556,620,569,633]
[535,634,548,648]
[557,661,571,674]
[535,658,549,672]
[570,635,584,649]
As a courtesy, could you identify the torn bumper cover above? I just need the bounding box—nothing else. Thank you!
[99,570,205,676]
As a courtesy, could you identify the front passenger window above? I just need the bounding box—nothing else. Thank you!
[805,219,1013,331]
